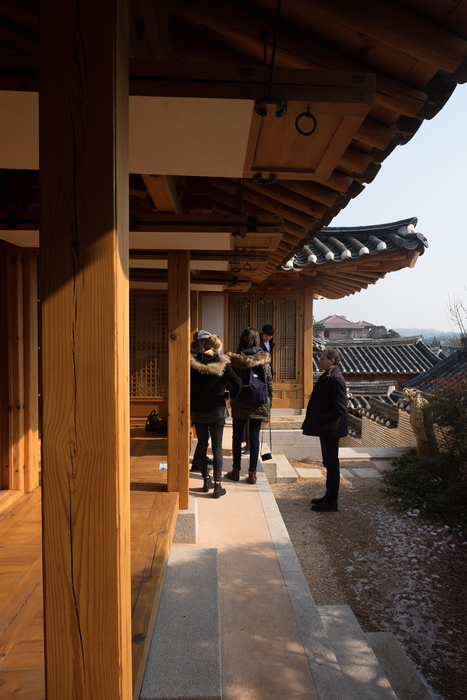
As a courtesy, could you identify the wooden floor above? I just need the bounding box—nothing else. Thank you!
[0,429,178,700]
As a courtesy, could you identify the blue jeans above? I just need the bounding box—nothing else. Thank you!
[232,418,262,472]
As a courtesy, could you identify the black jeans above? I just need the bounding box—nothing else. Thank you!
[193,422,224,481]
[192,426,210,466]
[232,418,262,473]
[319,436,340,501]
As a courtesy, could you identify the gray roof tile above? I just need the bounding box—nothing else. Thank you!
[283,217,428,271]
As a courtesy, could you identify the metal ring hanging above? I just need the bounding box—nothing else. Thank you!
[253,172,277,185]
[244,262,252,272]
[295,107,317,136]
[254,96,287,118]
[247,249,257,260]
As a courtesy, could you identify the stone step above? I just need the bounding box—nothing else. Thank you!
[365,632,435,700]
[140,548,221,700]
[270,416,304,430]
[260,450,298,483]
[318,605,398,700]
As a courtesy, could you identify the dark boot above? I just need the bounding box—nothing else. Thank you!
[310,494,328,505]
[247,471,257,484]
[311,499,338,512]
[213,482,226,498]
[203,476,214,492]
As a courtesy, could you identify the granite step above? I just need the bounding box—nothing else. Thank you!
[365,632,435,700]
[317,605,435,700]
[140,548,221,700]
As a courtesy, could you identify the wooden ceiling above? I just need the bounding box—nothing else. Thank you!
[1,0,467,295]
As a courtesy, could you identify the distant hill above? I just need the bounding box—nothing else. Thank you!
[395,328,458,339]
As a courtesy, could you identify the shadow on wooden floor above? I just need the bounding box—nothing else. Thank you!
[0,428,178,699]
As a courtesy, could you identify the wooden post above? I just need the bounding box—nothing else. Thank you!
[40,0,131,698]
[167,251,190,509]
[303,286,314,407]
[6,244,25,491]
[190,289,199,337]
[23,249,40,493]
[0,242,8,489]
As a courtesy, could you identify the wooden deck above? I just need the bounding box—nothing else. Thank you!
[0,429,178,699]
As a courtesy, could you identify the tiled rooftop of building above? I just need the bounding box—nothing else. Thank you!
[312,336,440,377]
[403,347,467,393]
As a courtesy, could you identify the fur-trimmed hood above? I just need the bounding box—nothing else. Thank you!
[190,353,230,376]
[226,350,271,371]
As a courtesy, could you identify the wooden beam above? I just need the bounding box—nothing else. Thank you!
[167,0,428,116]
[40,0,132,698]
[167,251,191,509]
[23,248,39,493]
[141,174,184,213]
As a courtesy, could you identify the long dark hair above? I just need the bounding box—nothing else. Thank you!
[237,327,261,353]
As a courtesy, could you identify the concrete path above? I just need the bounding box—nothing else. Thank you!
[183,459,319,700]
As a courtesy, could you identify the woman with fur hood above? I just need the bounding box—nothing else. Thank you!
[226,327,273,484]
[190,334,242,498]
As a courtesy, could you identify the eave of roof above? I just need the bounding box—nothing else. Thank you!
[282,218,427,271]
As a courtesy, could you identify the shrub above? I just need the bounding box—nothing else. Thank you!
[382,377,467,539]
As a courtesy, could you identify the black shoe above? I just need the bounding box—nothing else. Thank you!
[311,495,328,505]
[203,476,214,492]
[213,482,226,498]
[311,500,338,512]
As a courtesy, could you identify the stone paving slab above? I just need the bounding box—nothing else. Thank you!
[352,468,383,478]
[296,468,323,479]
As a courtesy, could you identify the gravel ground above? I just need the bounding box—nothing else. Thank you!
[270,459,467,700]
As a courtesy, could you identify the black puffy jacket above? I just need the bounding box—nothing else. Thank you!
[190,352,242,423]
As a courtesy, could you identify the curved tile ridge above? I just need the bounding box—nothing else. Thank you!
[281,217,428,270]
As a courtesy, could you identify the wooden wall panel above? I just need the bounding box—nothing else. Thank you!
[167,251,190,509]
[303,287,314,407]
[23,249,40,493]
[0,241,9,489]
[40,0,132,698]
[6,244,25,491]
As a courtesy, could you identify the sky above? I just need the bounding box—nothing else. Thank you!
[313,83,467,333]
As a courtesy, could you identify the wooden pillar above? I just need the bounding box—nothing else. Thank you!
[6,244,25,491]
[303,286,314,407]
[40,1,131,698]
[167,251,190,510]
[0,241,10,489]
[23,249,40,493]
[190,290,199,337]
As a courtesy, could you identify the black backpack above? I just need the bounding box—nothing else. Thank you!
[239,365,268,405]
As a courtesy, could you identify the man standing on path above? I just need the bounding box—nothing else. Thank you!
[301,347,348,512]
[260,324,275,375]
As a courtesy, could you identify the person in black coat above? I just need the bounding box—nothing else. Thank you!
[259,324,275,375]
[226,327,273,485]
[190,329,213,472]
[190,334,242,498]
[302,347,348,512]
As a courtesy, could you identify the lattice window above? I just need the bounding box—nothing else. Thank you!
[278,299,297,381]
[129,292,168,398]
[230,298,250,351]
[256,299,274,334]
